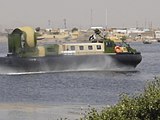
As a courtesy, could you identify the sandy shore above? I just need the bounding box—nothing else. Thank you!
[0,36,7,43]
[0,103,104,120]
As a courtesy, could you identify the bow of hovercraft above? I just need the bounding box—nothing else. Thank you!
[93,29,142,68]
[111,52,142,68]
[103,40,142,68]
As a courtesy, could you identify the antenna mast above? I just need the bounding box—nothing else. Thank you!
[105,8,108,28]
[64,19,67,29]
[48,20,51,28]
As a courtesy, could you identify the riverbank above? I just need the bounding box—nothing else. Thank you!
[0,103,104,120]
[0,36,7,43]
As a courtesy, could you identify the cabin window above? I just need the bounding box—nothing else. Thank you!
[88,45,93,50]
[96,45,101,50]
[106,41,114,47]
[115,42,122,47]
[79,46,84,50]
[70,46,75,50]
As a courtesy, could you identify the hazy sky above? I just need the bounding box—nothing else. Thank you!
[0,0,160,29]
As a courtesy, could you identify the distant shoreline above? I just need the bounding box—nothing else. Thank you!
[0,36,7,43]
[0,35,146,43]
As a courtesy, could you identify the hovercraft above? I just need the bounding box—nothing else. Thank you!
[0,27,142,72]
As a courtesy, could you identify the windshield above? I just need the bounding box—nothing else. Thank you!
[115,42,130,47]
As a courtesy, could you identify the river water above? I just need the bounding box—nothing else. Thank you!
[0,41,159,120]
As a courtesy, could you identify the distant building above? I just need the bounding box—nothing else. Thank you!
[113,28,127,34]
[127,28,145,34]
[90,27,104,30]
[155,31,160,40]
[141,31,155,39]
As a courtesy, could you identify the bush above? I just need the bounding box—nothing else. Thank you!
[82,77,160,120]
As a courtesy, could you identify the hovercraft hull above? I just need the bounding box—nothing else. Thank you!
[0,53,142,72]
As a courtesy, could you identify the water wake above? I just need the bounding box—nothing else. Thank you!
[0,68,139,76]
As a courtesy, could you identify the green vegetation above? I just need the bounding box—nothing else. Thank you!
[82,77,160,120]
